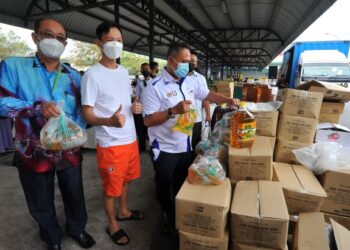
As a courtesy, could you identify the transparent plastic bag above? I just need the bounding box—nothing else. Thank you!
[195,140,228,165]
[201,121,211,141]
[172,108,197,136]
[247,101,282,112]
[211,128,230,145]
[40,102,87,150]
[187,156,226,185]
[292,142,350,174]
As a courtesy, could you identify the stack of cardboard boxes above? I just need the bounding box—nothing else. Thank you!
[275,89,324,163]
[176,179,231,250]
[215,81,234,98]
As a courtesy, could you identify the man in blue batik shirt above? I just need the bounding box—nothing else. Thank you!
[0,19,95,250]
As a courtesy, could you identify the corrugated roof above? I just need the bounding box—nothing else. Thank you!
[0,0,337,68]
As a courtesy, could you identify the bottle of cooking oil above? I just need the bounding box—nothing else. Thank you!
[230,102,256,148]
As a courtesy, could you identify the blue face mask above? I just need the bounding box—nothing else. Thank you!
[172,58,189,78]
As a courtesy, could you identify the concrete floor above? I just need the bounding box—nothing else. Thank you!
[0,150,178,250]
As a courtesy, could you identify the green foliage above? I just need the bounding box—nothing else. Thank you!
[0,28,33,59]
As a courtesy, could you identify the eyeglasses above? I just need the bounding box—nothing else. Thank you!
[38,31,67,44]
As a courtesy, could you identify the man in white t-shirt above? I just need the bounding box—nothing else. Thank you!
[81,22,144,246]
[142,43,239,233]
[187,52,211,152]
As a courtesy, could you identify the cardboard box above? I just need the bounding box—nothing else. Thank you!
[273,163,327,214]
[179,230,229,250]
[320,102,345,114]
[277,115,318,144]
[216,81,234,89]
[293,212,329,250]
[324,212,350,230]
[252,111,279,137]
[319,113,342,123]
[229,136,273,181]
[217,90,233,98]
[176,179,231,238]
[277,88,324,119]
[232,242,288,250]
[297,80,350,102]
[315,123,350,147]
[274,139,311,164]
[321,170,350,217]
[256,136,276,153]
[231,181,289,249]
[331,218,350,250]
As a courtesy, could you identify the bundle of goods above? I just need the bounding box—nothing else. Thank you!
[242,78,273,103]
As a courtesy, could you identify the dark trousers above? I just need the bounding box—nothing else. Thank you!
[152,151,193,222]
[18,165,87,245]
[134,114,148,150]
[191,122,202,154]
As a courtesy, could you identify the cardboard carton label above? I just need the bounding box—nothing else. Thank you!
[252,111,279,137]
[283,190,324,214]
[277,88,323,119]
[277,115,317,144]
[274,139,310,164]
[320,102,345,114]
[319,113,342,123]
[179,230,229,250]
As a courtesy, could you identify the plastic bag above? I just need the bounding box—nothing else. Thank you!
[292,142,350,174]
[172,108,197,136]
[201,121,211,141]
[40,102,87,150]
[195,140,228,165]
[211,128,230,145]
[187,156,226,185]
[213,111,234,131]
[247,101,282,112]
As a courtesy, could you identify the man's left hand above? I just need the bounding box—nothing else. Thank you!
[132,97,143,114]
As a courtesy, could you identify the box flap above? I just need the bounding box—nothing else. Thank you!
[231,181,259,217]
[317,123,350,132]
[293,165,327,197]
[331,218,350,250]
[297,80,350,101]
[259,181,289,221]
[297,212,329,250]
[176,179,231,208]
[229,136,272,156]
[274,163,303,192]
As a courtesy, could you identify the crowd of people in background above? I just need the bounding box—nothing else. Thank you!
[0,18,238,250]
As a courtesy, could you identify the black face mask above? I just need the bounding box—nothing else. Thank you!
[141,70,150,78]
[189,63,196,72]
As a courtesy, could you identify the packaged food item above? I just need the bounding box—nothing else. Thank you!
[230,102,256,148]
[172,108,197,136]
[211,128,231,145]
[187,156,226,185]
[40,103,87,150]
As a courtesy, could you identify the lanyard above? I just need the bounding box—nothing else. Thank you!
[52,66,62,91]
[38,62,63,97]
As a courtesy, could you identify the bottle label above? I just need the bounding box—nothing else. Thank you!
[237,122,256,142]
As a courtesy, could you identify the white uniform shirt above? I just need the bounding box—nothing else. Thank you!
[187,70,209,122]
[142,68,209,153]
[135,78,152,98]
[81,63,136,147]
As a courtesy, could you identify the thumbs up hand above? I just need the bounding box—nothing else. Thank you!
[110,105,126,127]
[132,96,143,115]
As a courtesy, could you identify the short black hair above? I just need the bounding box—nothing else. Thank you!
[96,22,121,40]
[190,50,198,57]
[34,18,66,36]
[149,61,159,69]
[166,43,190,59]
[141,62,149,68]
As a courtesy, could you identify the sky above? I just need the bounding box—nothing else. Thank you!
[0,0,350,60]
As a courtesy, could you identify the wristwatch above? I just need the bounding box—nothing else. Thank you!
[168,108,176,119]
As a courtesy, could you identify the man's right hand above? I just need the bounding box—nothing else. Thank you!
[109,105,126,127]
[42,102,60,118]
[172,100,192,115]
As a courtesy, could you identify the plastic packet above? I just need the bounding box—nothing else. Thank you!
[213,111,234,131]
[40,102,87,150]
[187,156,226,185]
[211,128,230,145]
[201,121,211,141]
[292,142,350,174]
[171,108,197,136]
[247,101,282,112]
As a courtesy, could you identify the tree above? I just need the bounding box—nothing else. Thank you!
[0,28,33,59]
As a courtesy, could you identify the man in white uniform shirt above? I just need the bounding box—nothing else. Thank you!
[81,22,144,246]
[142,43,239,233]
[187,52,211,152]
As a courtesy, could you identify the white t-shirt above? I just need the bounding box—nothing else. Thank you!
[187,71,209,122]
[142,68,209,153]
[81,63,136,147]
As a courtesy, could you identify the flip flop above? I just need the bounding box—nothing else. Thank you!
[105,227,130,246]
[116,210,145,221]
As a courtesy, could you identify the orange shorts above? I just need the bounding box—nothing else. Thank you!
[96,140,140,197]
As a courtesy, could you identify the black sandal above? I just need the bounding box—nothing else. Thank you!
[116,210,145,221]
[105,227,130,246]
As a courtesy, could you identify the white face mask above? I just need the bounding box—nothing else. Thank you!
[38,38,65,59]
[103,41,123,59]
